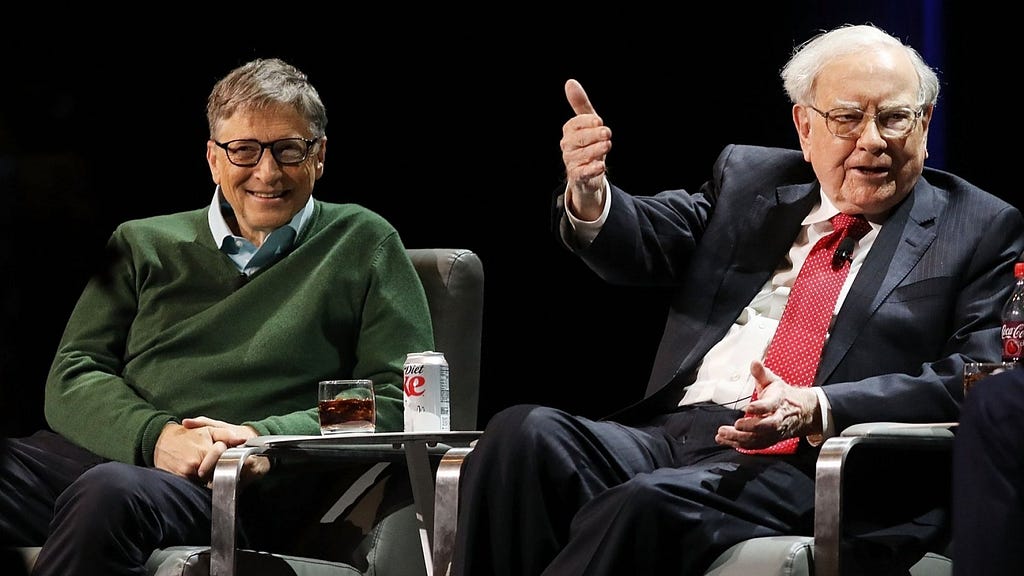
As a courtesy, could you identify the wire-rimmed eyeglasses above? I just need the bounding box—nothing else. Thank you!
[213,137,320,167]
[808,106,923,140]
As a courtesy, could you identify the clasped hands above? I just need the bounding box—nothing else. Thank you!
[154,416,267,488]
[715,361,823,450]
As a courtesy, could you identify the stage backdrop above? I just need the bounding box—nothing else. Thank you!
[1,3,1016,435]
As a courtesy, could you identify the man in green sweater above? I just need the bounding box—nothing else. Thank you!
[0,58,433,575]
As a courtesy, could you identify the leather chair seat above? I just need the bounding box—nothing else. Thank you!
[146,547,361,576]
[705,536,952,576]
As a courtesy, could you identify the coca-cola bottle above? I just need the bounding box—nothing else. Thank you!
[1001,261,1024,363]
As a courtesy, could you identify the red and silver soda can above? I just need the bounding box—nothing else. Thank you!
[403,351,450,432]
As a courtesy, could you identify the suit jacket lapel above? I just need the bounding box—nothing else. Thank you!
[732,183,819,271]
[708,182,819,351]
[661,181,818,391]
[816,179,940,383]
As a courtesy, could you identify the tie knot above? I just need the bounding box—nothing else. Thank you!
[831,213,870,240]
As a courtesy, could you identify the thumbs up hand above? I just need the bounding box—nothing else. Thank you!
[560,79,612,221]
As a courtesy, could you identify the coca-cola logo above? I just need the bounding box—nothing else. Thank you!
[1002,324,1024,339]
[404,375,426,397]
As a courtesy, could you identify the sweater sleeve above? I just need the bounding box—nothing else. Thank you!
[44,228,177,465]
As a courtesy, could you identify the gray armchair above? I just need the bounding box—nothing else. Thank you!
[19,247,485,576]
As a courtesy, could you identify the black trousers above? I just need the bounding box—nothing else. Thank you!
[952,366,1024,576]
[452,403,946,576]
[0,430,411,576]
[0,430,212,576]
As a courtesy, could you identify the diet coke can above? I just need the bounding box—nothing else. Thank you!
[403,351,450,432]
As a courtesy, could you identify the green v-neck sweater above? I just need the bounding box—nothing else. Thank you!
[44,200,433,466]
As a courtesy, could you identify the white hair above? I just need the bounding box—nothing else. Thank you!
[781,23,940,108]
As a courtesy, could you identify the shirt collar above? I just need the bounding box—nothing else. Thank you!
[801,188,842,227]
[801,188,882,238]
[207,185,314,250]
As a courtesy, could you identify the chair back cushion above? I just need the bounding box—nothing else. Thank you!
[406,249,484,431]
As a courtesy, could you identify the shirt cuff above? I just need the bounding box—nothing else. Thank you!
[565,179,611,246]
[806,387,834,447]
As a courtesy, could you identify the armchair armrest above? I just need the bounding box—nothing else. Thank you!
[813,422,956,576]
[210,446,266,576]
[432,446,475,576]
[839,422,957,438]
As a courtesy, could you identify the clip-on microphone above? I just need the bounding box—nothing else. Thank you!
[832,237,856,266]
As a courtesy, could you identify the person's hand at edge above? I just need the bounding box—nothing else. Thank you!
[560,79,613,222]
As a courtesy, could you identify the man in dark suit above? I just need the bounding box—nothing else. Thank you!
[452,23,1024,576]
[953,365,1024,576]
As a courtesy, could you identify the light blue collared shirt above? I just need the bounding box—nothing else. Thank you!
[207,186,314,276]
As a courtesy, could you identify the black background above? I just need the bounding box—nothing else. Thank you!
[1,3,1018,437]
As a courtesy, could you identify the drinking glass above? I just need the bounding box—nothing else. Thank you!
[317,379,375,434]
[963,362,1017,395]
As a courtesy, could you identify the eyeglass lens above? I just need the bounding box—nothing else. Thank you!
[823,108,918,139]
[220,138,314,166]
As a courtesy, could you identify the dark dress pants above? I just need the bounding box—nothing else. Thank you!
[0,430,418,575]
[952,367,1024,576]
[453,403,949,576]
[451,403,820,576]
[0,430,213,576]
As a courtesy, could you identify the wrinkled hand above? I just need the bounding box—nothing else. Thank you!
[715,361,822,450]
[560,79,612,221]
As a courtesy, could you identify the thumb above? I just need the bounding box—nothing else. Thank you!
[749,360,776,394]
[565,78,598,116]
[182,416,228,429]
[181,417,210,429]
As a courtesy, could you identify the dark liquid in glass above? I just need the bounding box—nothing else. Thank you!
[318,397,375,433]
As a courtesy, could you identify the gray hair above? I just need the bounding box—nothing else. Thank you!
[206,58,327,140]
[781,24,940,109]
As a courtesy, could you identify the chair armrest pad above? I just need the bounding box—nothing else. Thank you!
[840,422,957,439]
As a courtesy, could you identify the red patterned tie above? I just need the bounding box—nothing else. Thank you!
[739,213,871,455]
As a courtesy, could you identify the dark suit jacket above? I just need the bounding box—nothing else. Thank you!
[555,144,1024,432]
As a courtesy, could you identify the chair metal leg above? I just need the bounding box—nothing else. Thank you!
[814,436,854,576]
[405,439,436,576]
[814,424,954,576]
[210,446,264,576]
[432,447,474,576]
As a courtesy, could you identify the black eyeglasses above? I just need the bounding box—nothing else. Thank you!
[213,137,320,167]
[808,106,923,140]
